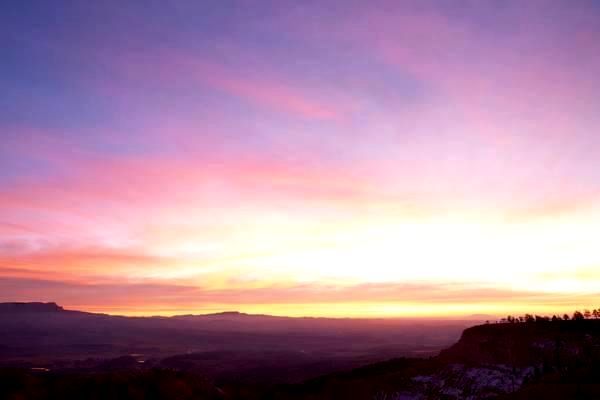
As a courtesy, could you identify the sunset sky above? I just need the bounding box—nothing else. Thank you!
[1,0,600,317]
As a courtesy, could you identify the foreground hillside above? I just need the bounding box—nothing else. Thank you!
[0,368,225,400]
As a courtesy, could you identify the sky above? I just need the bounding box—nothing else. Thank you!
[1,0,600,317]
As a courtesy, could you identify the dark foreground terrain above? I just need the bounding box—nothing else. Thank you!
[1,303,600,399]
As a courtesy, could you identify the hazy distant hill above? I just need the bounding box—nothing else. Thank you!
[0,302,468,384]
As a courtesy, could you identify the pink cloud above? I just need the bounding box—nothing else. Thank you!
[195,62,342,120]
[0,138,412,225]
[91,47,350,121]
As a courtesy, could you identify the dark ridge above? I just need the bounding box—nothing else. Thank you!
[0,302,64,313]
[203,311,245,316]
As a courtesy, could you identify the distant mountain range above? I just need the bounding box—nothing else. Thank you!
[0,302,65,312]
[0,302,468,383]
